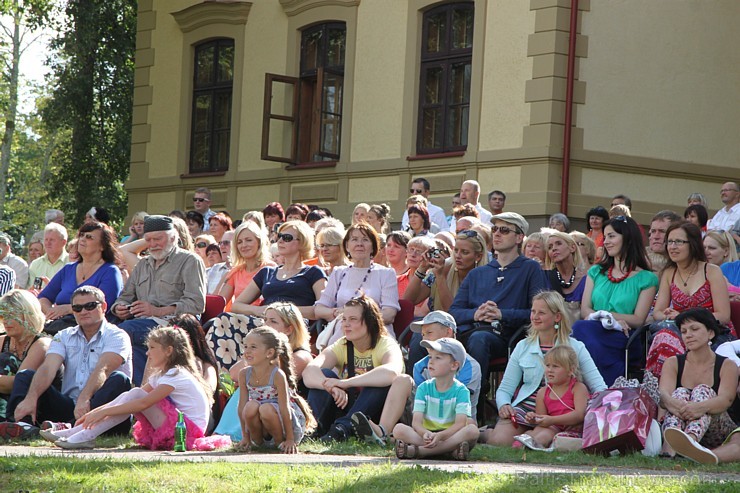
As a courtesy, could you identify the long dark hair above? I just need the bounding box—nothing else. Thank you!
[598,216,650,273]
[665,222,706,270]
[171,314,218,370]
[78,221,122,265]
[344,295,387,349]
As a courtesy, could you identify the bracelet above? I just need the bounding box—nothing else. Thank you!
[414,269,426,280]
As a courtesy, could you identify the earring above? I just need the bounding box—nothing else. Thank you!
[554,321,561,330]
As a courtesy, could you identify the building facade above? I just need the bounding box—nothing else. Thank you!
[128,0,740,226]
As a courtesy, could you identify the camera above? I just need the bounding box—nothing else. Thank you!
[425,248,442,260]
[33,277,43,290]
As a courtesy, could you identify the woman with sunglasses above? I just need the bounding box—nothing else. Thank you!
[545,232,587,321]
[39,222,123,335]
[315,224,400,348]
[206,221,327,369]
[646,222,734,378]
[193,234,217,267]
[571,216,658,385]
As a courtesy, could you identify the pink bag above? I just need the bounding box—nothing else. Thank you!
[582,387,657,455]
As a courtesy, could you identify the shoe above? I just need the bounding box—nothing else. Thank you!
[40,429,64,443]
[451,441,470,460]
[55,438,96,450]
[663,428,718,465]
[513,433,553,452]
[394,440,418,459]
[0,421,40,440]
[41,421,71,432]
[351,412,386,446]
[319,424,349,443]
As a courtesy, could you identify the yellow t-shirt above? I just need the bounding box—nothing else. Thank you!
[330,335,398,379]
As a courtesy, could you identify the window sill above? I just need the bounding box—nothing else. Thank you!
[407,151,465,161]
[180,171,228,179]
[286,161,337,170]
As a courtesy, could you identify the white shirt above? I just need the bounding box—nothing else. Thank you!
[708,203,740,232]
[448,203,493,232]
[149,367,211,430]
[401,201,448,233]
[0,252,28,289]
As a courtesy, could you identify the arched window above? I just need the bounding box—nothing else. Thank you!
[417,3,474,155]
[190,38,234,173]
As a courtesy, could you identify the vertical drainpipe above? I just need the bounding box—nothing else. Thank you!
[561,0,579,215]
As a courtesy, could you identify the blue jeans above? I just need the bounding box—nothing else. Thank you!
[118,318,160,386]
[307,368,390,436]
[8,369,131,428]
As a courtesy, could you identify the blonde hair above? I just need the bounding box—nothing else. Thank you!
[264,302,310,352]
[544,231,584,270]
[0,289,45,336]
[569,231,596,266]
[278,220,315,260]
[242,210,267,232]
[171,217,194,251]
[147,326,213,404]
[195,234,217,247]
[231,220,270,270]
[544,345,580,381]
[705,230,739,263]
[609,204,631,218]
[368,203,391,234]
[526,290,572,345]
[247,327,316,432]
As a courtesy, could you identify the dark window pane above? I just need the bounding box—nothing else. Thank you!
[195,45,215,87]
[214,131,230,170]
[449,62,471,104]
[326,27,346,69]
[421,108,443,150]
[452,7,474,50]
[424,67,444,104]
[193,94,212,132]
[191,134,211,171]
[301,28,321,73]
[447,105,469,148]
[214,92,232,130]
[425,11,446,54]
[320,72,342,158]
[217,44,234,82]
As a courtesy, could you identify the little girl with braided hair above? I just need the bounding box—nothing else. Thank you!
[237,326,315,453]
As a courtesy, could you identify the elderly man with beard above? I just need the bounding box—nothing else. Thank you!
[110,215,206,386]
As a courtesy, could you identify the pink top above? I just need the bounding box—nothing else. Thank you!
[544,377,577,417]
[224,262,275,311]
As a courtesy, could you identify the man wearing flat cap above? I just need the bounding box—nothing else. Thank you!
[449,212,545,405]
[110,215,206,386]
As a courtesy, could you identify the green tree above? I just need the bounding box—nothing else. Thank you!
[43,0,136,227]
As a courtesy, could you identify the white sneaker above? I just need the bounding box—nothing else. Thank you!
[663,427,718,464]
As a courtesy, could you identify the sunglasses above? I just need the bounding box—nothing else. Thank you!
[491,225,519,235]
[78,232,97,240]
[409,188,424,194]
[318,243,339,249]
[219,240,231,246]
[192,197,209,202]
[71,301,101,313]
[277,233,295,242]
[611,215,628,223]
[195,242,208,248]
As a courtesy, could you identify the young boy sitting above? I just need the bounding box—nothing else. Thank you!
[393,338,480,460]
[351,311,481,445]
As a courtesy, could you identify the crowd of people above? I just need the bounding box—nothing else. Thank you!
[0,181,738,465]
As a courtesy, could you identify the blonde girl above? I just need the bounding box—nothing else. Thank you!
[514,345,588,451]
[237,327,315,453]
[352,203,370,225]
[49,327,213,450]
[263,302,313,381]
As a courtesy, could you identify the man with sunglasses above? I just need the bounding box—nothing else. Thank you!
[110,215,206,386]
[400,178,448,233]
[449,212,546,404]
[192,187,215,232]
[4,286,132,439]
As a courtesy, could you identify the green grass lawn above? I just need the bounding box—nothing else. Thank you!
[1,457,737,493]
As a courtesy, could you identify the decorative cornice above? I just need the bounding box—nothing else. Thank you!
[172,1,252,33]
[279,0,360,17]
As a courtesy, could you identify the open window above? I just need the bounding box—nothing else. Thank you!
[262,22,346,165]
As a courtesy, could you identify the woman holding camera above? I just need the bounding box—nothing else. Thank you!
[314,223,400,348]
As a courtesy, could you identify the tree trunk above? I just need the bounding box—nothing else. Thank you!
[0,2,22,219]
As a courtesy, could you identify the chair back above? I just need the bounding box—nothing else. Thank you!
[203,294,226,323]
[393,299,416,346]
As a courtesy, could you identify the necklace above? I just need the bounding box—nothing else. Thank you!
[10,335,34,359]
[337,263,374,297]
[607,265,633,283]
[556,268,576,288]
[277,264,301,280]
[676,264,697,287]
[251,366,273,386]
[80,259,104,280]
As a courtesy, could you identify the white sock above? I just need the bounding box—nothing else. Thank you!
[53,425,83,438]
[65,415,129,443]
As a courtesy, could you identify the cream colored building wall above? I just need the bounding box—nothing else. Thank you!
[478,0,534,151]
[350,0,409,162]
[578,0,740,166]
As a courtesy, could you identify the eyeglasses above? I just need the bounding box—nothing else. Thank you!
[318,243,339,249]
[407,248,426,256]
[219,240,231,246]
[192,197,209,202]
[71,301,101,313]
[666,239,690,246]
[277,233,295,242]
[409,188,424,194]
[78,232,97,241]
[720,188,738,193]
[195,242,208,249]
[491,225,519,235]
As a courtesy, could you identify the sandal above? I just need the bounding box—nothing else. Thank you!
[394,440,418,459]
[451,441,470,461]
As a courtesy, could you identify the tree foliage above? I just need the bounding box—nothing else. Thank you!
[43,0,136,228]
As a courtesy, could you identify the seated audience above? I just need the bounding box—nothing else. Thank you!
[660,308,738,464]
[186,210,205,239]
[406,204,434,238]
[208,213,232,243]
[120,211,148,245]
[193,234,217,267]
[572,216,658,385]
[585,206,609,260]
[548,213,570,232]
[386,231,412,282]
[704,230,740,294]
[545,231,587,320]
[522,231,549,269]
[684,204,709,236]
[0,233,28,289]
[29,223,69,291]
[315,226,349,276]
[352,203,370,225]
[27,237,44,263]
[285,203,310,222]
[687,192,709,208]
[569,231,596,268]
[0,290,50,421]
[482,291,605,446]
[304,296,404,442]
[39,222,123,335]
[367,204,391,235]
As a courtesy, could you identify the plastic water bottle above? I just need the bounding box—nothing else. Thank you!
[174,411,187,452]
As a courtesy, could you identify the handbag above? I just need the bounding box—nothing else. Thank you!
[582,387,657,455]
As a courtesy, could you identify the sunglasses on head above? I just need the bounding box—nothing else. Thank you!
[611,215,628,223]
[195,242,208,248]
[457,230,478,239]
[192,197,208,202]
[71,301,101,313]
[491,225,519,235]
[277,233,295,242]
